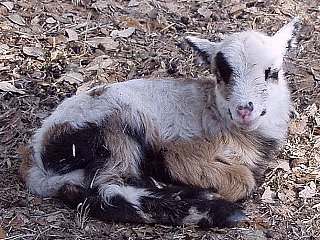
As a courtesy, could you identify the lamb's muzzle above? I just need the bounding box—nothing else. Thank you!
[20,17,299,228]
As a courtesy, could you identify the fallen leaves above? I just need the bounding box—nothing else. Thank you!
[58,71,84,84]
[197,6,212,18]
[22,46,45,59]
[0,1,14,11]
[85,37,119,50]
[0,81,25,94]
[261,186,276,204]
[110,27,136,38]
[65,28,79,41]
[85,55,114,71]
[0,228,8,238]
[299,181,317,199]
[7,13,26,26]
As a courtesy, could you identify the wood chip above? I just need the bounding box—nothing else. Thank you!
[299,182,317,198]
[66,28,79,41]
[261,186,276,203]
[58,71,84,84]
[86,37,119,50]
[197,6,212,18]
[22,46,45,59]
[46,17,57,24]
[85,56,114,71]
[128,0,140,7]
[8,13,26,26]
[229,3,246,14]
[0,81,25,94]
[0,1,14,11]
[110,27,135,38]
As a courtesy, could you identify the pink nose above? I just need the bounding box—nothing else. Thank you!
[236,108,252,118]
[236,102,254,118]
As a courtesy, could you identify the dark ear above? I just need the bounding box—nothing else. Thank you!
[185,36,217,64]
[272,17,299,54]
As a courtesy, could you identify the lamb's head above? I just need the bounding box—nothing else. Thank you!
[186,18,298,133]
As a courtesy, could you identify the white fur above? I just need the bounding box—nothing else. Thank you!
[26,167,85,197]
[182,206,209,225]
[99,184,152,221]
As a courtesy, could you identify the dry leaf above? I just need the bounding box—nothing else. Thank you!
[314,137,320,148]
[299,182,317,198]
[110,27,135,38]
[22,46,45,59]
[85,56,114,71]
[91,0,118,11]
[0,63,10,71]
[1,1,14,11]
[58,71,84,84]
[261,186,276,203]
[34,217,47,226]
[278,189,296,203]
[0,81,25,94]
[86,37,119,50]
[0,44,10,54]
[229,3,246,14]
[65,28,79,41]
[289,116,308,134]
[46,215,59,223]
[46,17,56,24]
[8,13,26,26]
[47,35,68,45]
[197,6,212,18]
[0,228,8,238]
[274,160,291,172]
[128,0,139,7]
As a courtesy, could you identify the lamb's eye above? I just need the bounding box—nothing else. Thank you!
[265,67,279,81]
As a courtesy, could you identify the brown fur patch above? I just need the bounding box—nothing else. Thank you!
[18,145,35,182]
[163,132,262,202]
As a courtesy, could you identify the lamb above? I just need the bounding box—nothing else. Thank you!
[20,18,298,228]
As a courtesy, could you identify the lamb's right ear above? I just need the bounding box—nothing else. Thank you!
[185,36,216,64]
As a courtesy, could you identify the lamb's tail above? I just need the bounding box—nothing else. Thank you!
[58,182,246,228]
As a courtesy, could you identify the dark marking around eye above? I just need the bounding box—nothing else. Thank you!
[228,109,233,120]
[215,52,233,84]
[260,109,267,116]
[265,67,279,81]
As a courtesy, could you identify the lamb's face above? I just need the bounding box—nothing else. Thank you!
[213,32,285,131]
[186,17,298,132]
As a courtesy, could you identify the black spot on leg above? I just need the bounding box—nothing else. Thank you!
[215,52,233,84]
[123,125,173,183]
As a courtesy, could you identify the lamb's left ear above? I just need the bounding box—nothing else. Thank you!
[185,36,216,64]
[272,17,299,53]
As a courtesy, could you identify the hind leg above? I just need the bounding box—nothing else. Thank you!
[58,182,245,228]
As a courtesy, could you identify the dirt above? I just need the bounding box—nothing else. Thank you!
[0,0,319,239]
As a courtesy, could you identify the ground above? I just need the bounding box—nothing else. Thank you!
[0,0,319,239]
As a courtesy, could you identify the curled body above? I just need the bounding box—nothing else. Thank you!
[21,18,298,228]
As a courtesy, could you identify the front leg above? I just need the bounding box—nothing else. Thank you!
[163,138,256,202]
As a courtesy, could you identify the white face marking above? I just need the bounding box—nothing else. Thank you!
[213,31,291,133]
[187,17,297,137]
